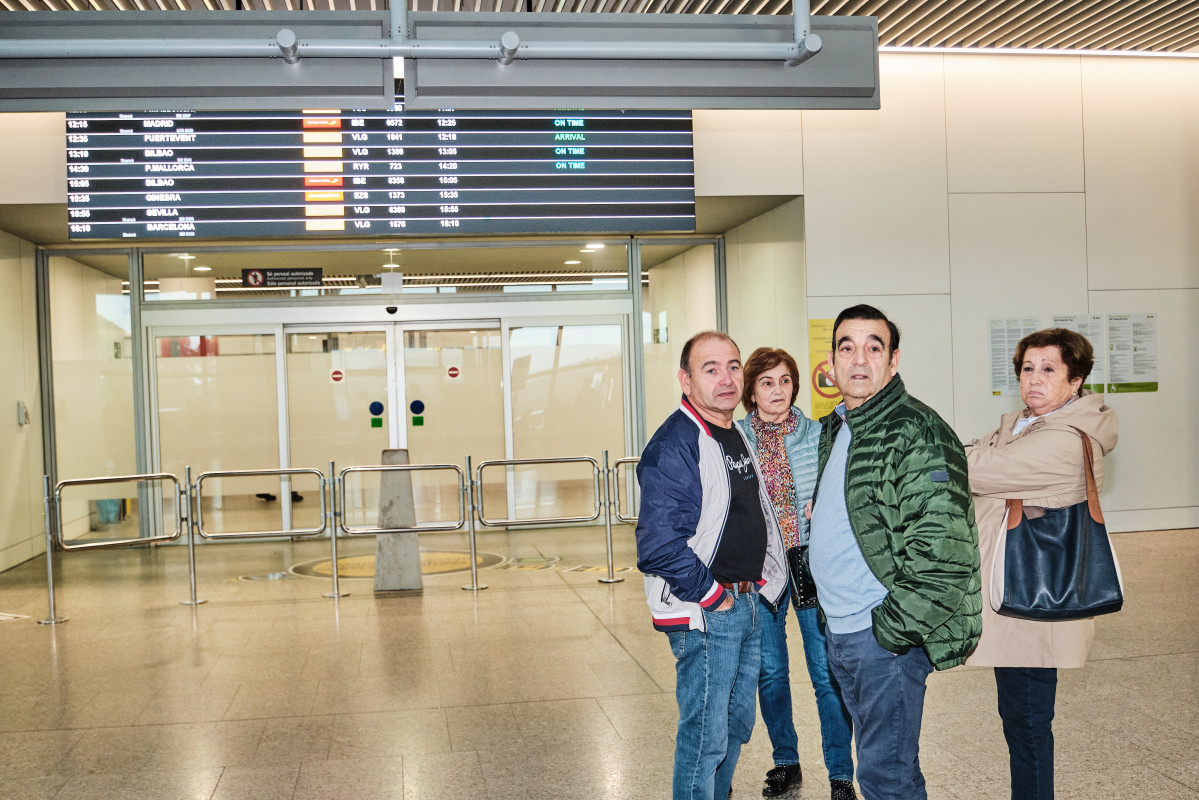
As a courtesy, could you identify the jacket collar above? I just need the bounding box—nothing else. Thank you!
[842,374,908,431]
[679,395,713,437]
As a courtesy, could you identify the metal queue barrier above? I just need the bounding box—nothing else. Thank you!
[611,456,641,525]
[40,472,184,624]
[336,463,468,591]
[472,455,623,586]
[192,466,330,601]
[36,452,642,619]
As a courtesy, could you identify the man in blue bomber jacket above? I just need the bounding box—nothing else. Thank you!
[636,330,788,800]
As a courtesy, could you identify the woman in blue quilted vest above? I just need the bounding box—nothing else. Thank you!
[740,347,856,800]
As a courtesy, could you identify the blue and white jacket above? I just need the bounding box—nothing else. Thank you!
[635,397,788,632]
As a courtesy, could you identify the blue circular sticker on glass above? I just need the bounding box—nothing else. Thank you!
[410,400,425,414]
[369,401,385,416]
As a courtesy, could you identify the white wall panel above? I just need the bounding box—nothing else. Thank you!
[643,246,718,428]
[807,294,955,427]
[802,53,950,297]
[0,230,43,571]
[726,199,806,352]
[944,55,1084,194]
[693,110,804,197]
[0,113,66,205]
[948,193,1089,442]
[1087,289,1199,532]
[1082,58,1199,291]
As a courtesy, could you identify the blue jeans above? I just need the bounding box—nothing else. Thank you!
[758,594,855,781]
[826,627,932,800]
[995,667,1057,800]
[758,592,799,766]
[668,588,761,800]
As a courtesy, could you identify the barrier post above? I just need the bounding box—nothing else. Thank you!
[38,475,66,625]
[324,460,348,599]
[598,450,623,584]
[461,455,487,592]
[181,466,206,606]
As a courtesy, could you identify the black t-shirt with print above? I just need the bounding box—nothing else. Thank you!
[706,422,767,583]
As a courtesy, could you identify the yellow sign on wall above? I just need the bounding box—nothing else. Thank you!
[808,319,842,421]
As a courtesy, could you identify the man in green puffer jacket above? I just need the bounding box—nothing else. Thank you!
[808,304,981,800]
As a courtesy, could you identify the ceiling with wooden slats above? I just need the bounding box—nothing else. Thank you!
[0,1,1196,54]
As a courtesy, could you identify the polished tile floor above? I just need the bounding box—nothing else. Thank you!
[1,526,1196,800]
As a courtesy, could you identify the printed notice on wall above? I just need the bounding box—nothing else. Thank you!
[808,319,841,419]
[1052,314,1106,392]
[1105,313,1158,393]
[990,317,1040,396]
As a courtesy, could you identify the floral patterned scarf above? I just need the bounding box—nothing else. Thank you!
[749,409,800,549]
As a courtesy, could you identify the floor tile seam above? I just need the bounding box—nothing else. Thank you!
[1057,686,1199,716]
[1099,713,1199,745]
[553,565,671,698]
[1054,760,1199,792]
[1085,649,1199,665]
[1,716,277,734]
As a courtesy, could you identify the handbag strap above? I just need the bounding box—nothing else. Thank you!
[1073,426,1105,524]
[1005,426,1104,530]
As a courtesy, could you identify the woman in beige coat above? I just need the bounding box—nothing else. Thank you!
[965,328,1118,800]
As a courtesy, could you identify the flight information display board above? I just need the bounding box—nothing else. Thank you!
[65,105,695,240]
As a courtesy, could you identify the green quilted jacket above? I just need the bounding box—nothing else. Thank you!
[815,375,982,670]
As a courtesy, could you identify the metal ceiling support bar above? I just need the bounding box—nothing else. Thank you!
[786,0,821,66]
[0,31,823,63]
[402,13,874,109]
[0,9,820,65]
[0,11,876,110]
[389,0,407,39]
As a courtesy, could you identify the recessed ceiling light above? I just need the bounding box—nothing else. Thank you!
[585,243,605,249]
[193,266,212,272]
[176,253,196,260]
[384,248,399,253]
[565,260,582,265]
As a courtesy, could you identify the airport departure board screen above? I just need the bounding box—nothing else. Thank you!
[65,105,695,240]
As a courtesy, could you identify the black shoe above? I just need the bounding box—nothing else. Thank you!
[762,764,801,797]
[830,779,857,800]
[255,492,277,502]
[291,491,303,502]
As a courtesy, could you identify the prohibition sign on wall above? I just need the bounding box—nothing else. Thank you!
[811,360,840,399]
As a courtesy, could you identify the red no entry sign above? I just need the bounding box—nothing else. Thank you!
[331,370,344,383]
[447,366,460,378]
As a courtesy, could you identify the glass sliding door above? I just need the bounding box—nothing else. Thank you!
[286,329,391,530]
[401,327,506,524]
[286,330,390,468]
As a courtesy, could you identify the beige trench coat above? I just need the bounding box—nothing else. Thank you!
[964,390,1119,669]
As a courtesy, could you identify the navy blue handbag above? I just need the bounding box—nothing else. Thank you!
[992,428,1124,622]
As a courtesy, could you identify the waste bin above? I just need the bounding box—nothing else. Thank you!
[96,499,122,524]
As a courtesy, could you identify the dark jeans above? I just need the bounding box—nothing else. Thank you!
[826,627,932,800]
[995,667,1058,800]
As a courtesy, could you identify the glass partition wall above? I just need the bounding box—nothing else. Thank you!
[44,252,181,545]
[39,236,721,538]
